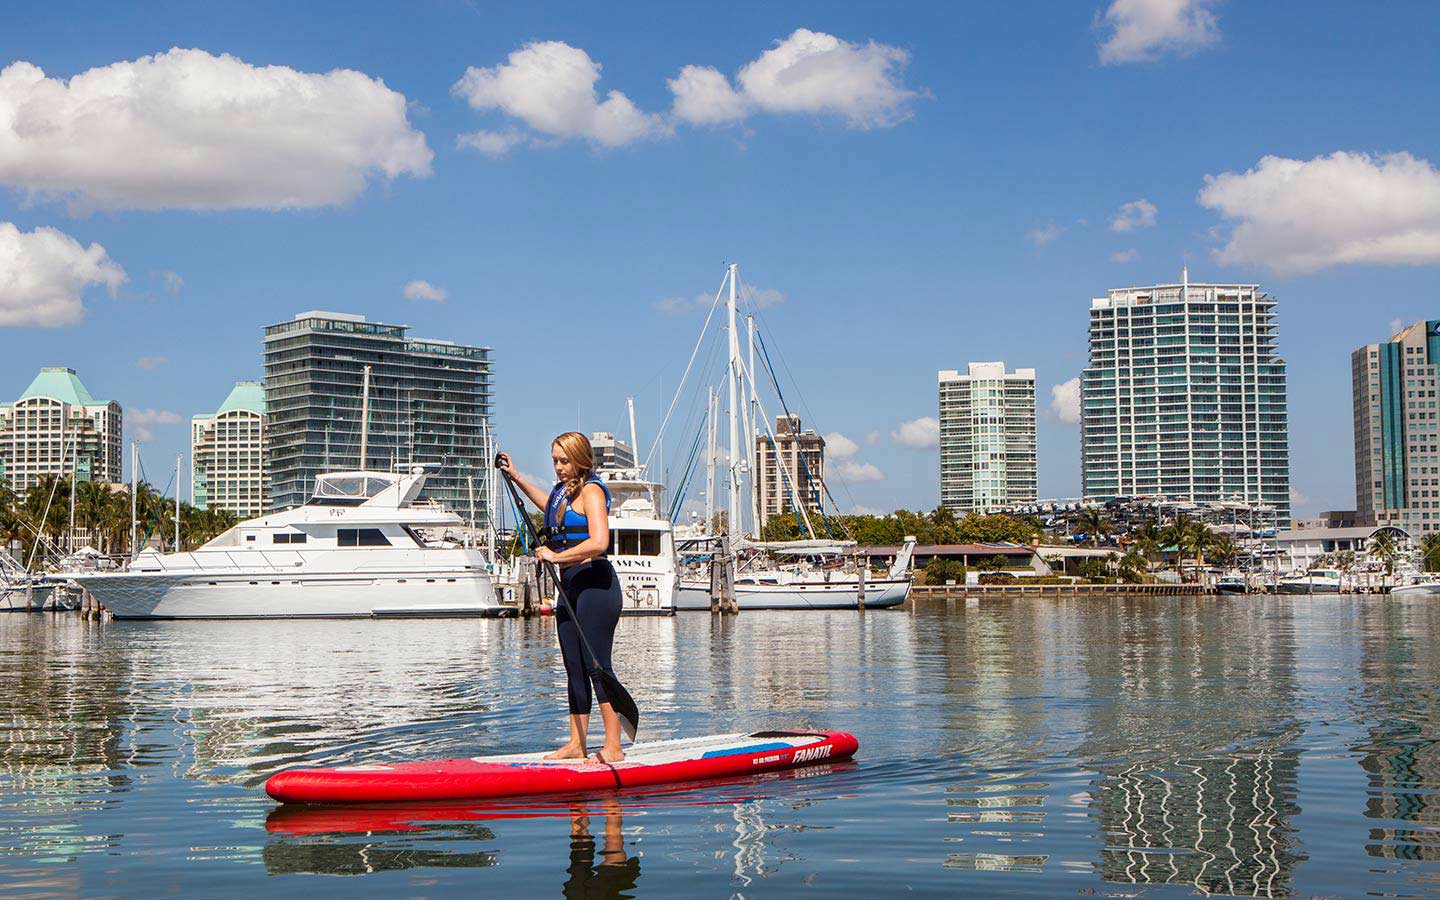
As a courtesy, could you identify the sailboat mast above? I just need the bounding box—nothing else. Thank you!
[174,453,181,551]
[747,313,761,537]
[705,386,716,532]
[130,441,138,560]
[359,364,372,471]
[627,396,638,468]
[67,435,76,555]
[726,264,741,535]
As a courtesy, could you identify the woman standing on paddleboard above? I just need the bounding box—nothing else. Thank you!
[497,433,625,763]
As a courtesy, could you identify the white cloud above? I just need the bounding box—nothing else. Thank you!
[824,432,859,459]
[1291,487,1310,508]
[158,270,183,294]
[135,356,167,370]
[671,29,917,130]
[455,129,526,158]
[0,49,432,212]
[1050,377,1082,425]
[403,279,448,302]
[132,425,156,443]
[837,460,885,483]
[891,417,940,449]
[865,431,881,446]
[1111,248,1139,263]
[1390,317,1404,335]
[1028,223,1063,247]
[130,408,182,425]
[1097,0,1221,65]
[1198,151,1440,275]
[668,65,749,125]
[0,222,126,327]
[851,504,886,516]
[1110,198,1158,231]
[654,284,783,315]
[453,41,666,150]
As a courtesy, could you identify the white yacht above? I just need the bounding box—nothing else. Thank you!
[597,467,676,615]
[1390,581,1440,598]
[674,537,915,610]
[70,467,502,619]
[1,553,56,612]
[1275,568,1345,595]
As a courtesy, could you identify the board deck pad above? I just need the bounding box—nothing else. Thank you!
[266,730,859,805]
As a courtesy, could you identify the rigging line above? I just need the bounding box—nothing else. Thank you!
[731,350,816,540]
[668,403,711,521]
[641,272,729,472]
[665,321,724,484]
[754,331,835,539]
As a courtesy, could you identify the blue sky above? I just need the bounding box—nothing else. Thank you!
[1,0,1437,516]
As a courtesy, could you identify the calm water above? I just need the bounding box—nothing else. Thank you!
[2,596,1439,898]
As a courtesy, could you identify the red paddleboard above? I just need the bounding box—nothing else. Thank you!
[266,730,858,805]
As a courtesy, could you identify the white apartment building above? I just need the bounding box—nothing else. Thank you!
[1081,272,1291,525]
[939,362,1037,515]
[192,381,266,518]
[0,368,122,495]
[591,432,636,470]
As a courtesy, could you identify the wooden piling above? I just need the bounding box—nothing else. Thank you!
[711,533,738,614]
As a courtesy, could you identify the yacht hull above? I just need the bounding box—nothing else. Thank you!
[1391,583,1440,598]
[674,578,910,610]
[1274,581,1343,594]
[0,583,55,612]
[70,569,501,619]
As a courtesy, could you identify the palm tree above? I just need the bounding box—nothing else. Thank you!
[1077,507,1113,547]
[1206,534,1240,567]
[1161,515,1213,582]
[1369,530,1401,575]
[1129,520,1164,563]
[1421,532,1440,573]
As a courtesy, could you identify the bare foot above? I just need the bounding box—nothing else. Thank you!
[593,746,626,764]
[545,742,587,760]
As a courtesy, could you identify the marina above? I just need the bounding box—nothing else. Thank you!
[3,595,1439,897]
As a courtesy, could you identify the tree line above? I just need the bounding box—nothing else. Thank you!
[0,475,237,569]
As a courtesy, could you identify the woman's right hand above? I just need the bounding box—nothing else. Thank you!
[495,452,517,478]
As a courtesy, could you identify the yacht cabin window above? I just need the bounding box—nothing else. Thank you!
[338,528,391,547]
[273,533,307,544]
[308,474,398,507]
[611,530,662,557]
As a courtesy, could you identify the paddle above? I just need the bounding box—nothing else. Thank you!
[495,457,639,743]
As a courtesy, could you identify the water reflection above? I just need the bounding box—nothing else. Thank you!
[4,601,1440,896]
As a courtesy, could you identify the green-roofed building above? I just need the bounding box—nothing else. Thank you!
[1,368,123,494]
[192,381,267,517]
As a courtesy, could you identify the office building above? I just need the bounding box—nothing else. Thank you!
[0,368,122,494]
[1081,272,1291,525]
[938,362,1037,515]
[262,311,494,513]
[754,414,825,531]
[192,381,267,518]
[1353,319,1440,533]
[591,432,636,469]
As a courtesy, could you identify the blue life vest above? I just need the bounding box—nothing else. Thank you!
[543,477,611,551]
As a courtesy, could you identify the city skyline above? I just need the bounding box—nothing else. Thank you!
[1,2,1437,518]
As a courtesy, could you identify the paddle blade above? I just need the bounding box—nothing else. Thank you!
[598,669,639,742]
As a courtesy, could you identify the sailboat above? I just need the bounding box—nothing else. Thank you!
[663,264,915,610]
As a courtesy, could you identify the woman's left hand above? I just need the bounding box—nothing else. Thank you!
[536,546,560,564]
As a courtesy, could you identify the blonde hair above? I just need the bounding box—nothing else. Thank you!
[552,431,595,521]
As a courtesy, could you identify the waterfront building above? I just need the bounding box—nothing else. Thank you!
[1081,271,1291,525]
[262,311,494,513]
[938,362,1037,515]
[191,381,266,518]
[0,368,122,495]
[754,414,825,531]
[1352,320,1440,533]
[591,432,636,469]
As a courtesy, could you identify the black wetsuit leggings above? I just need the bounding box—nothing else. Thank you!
[556,559,623,715]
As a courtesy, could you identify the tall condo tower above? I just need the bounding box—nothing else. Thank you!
[1081,272,1291,524]
[191,381,266,518]
[753,414,825,531]
[0,368,122,494]
[938,362,1037,515]
[262,311,494,513]
[1352,320,1440,533]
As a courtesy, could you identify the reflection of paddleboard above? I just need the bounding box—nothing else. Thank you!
[266,730,858,805]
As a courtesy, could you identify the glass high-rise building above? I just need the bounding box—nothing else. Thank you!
[262,311,494,513]
[1081,273,1291,525]
[938,362,1037,515]
[1352,320,1440,533]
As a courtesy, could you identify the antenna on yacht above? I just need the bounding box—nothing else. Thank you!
[359,364,372,472]
[627,396,638,470]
